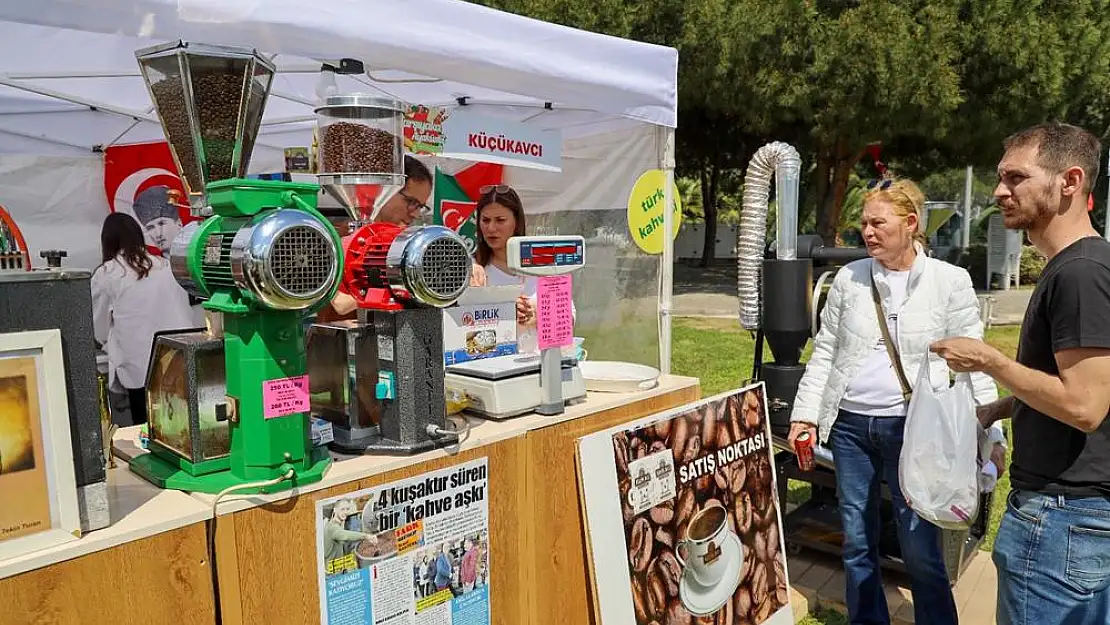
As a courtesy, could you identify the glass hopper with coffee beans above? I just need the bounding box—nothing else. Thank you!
[128,40,341,495]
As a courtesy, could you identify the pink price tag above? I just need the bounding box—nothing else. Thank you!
[262,375,310,419]
[537,274,574,350]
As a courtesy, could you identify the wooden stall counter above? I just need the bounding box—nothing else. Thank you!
[107,374,700,625]
[0,466,217,625]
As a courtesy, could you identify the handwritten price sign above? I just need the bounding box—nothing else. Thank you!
[537,275,574,349]
[262,375,310,419]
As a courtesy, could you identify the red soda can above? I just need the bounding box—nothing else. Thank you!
[795,431,815,472]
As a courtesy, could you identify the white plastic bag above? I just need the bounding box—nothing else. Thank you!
[898,355,981,530]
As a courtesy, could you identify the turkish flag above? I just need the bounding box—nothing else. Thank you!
[104,142,196,256]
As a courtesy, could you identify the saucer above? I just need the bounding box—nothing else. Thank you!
[679,531,745,617]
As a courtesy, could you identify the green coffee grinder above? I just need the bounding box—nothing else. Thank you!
[128,41,340,494]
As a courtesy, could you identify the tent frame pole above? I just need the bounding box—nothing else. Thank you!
[659,126,675,375]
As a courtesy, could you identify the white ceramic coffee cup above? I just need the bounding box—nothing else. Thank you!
[675,502,731,587]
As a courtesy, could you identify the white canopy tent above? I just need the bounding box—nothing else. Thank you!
[0,0,680,371]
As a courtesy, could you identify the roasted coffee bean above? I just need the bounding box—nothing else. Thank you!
[630,518,654,573]
[735,491,754,537]
[728,396,745,440]
[650,499,676,526]
[654,419,673,441]
[632,577,649,623]
[671,417,690,461]
[749,455,773,515]
[749,561,770,606]
[766,520,781,559]
[743,390,762,433]
[734,586,753,619]
[150,69,251,189]
[648,571,668,618]
[683,434,702,463]
[755,596,775,622]
[630,435,645,459]
[320,122,398,174]
[774,558,789,606]
[694,473,712,495]
[729,460,748,496]
[654,550,681,597]
[714,466,730,492]
[755,525,772,563]
[727,509,738,535]
[716,421,733,451]
[741,539,756,583]
[614,433,631,477]
[651,440,668,455]
[701,404,718,450]
[675,488,697,531]
[665,599,693,625]
[655,526,675,549]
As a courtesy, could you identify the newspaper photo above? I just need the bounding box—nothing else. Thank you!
[315,458,490,625]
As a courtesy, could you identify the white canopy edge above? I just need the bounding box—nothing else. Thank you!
[0,0,677,157]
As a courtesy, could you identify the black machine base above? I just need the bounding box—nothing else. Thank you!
[763,364,806,433]
[327,425,462,456]
[773,449,991,586]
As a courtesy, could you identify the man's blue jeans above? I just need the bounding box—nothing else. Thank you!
[993,489,1110,625]
[829,410,958,625]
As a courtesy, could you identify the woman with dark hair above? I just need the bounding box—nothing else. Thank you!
[469,185,533,322]
[91,212,194,425]
[469,185,574,353]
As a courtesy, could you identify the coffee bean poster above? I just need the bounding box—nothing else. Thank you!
[577,383,793,625]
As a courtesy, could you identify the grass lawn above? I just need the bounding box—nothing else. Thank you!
[670,317,1021,622]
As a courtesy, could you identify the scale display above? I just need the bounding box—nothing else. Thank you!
[507,235,585,276]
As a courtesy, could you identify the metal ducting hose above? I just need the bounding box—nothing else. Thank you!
[737,142,802,330]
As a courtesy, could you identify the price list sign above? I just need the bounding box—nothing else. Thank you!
[537,274,574,349]
[263,374,310,419]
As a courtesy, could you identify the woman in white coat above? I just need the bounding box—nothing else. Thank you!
[92,212,195,425]
[787,178,1006,625]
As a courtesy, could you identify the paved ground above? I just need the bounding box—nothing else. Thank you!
[673,260,1032,325]
[787,545,998,624]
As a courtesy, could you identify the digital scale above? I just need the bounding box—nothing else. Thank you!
[446,235,587,418]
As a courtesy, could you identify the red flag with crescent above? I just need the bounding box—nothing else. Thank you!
[104,141,196,256]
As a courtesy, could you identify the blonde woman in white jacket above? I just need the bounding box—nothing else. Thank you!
[786,178,1006,625]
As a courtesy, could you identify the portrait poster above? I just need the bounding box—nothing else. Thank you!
[0,356,52,543]
[577,383,793,625]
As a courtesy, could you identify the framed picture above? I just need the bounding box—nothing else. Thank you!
[0,329,80,560]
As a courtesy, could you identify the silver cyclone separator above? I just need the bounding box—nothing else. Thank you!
[737,142,802,330]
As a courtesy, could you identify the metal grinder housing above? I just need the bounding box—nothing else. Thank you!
[128,40,342,494]
[307,221,472,454]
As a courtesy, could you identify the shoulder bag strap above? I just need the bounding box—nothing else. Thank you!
[870,276,913,402]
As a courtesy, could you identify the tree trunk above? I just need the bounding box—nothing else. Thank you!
[815,137,864,246]
[700,163,720,268]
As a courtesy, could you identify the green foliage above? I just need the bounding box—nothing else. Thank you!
[466,0,1110,244]
[1021,245,1047,283]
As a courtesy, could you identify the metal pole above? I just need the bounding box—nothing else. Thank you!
[659,127,675,375]
[962,165,973,249]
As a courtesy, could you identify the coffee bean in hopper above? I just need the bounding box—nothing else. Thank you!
[320,122,398,173]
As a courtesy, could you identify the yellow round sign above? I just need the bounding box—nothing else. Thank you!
[627,169,683,254]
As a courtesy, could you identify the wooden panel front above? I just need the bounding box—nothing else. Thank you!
[0,524,215,625]
[218,437,528,625]
[523,384,701,624]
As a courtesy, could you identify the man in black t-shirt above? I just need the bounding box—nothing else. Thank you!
[932,123,1110,625]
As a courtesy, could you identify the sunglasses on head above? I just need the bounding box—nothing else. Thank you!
[479,184,513,195]
[866,179,894,191]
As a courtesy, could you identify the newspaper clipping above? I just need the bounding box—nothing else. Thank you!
[315,458,490,625]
